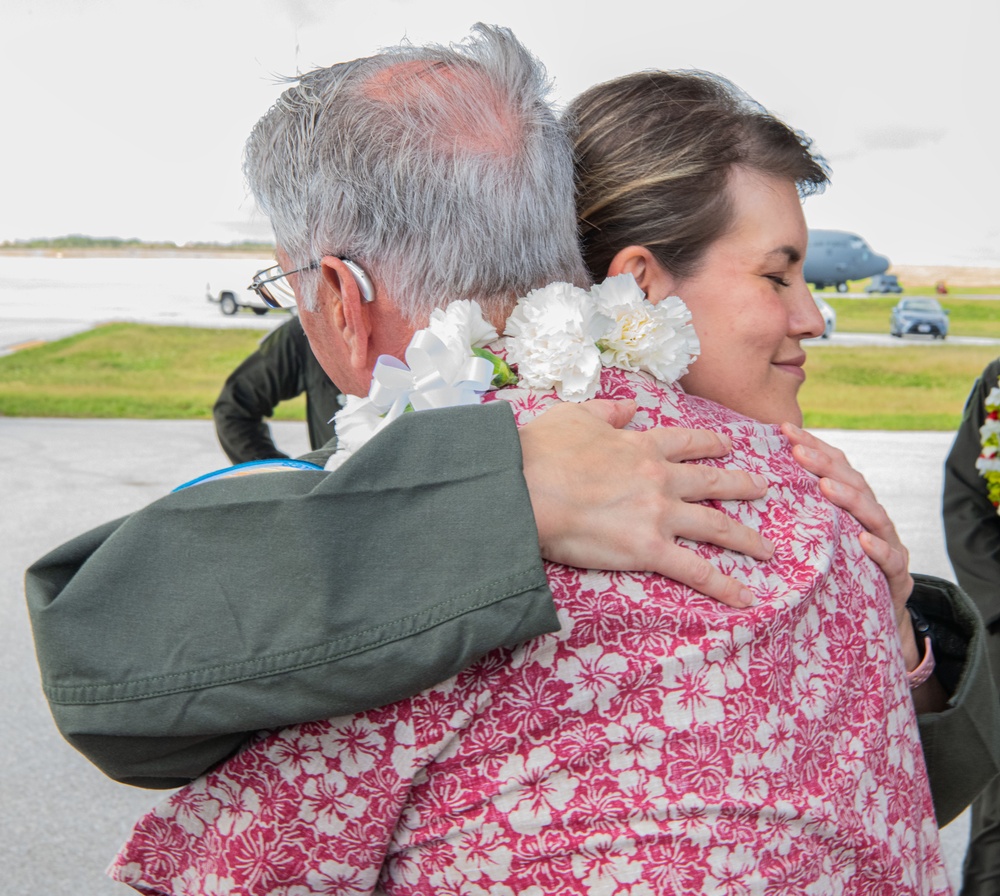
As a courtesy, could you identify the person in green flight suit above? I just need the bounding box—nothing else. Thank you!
[213,315,342,463]
[943,357,1000,894]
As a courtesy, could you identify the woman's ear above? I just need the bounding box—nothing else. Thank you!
[607,246,679,304]
[318,256,373,373]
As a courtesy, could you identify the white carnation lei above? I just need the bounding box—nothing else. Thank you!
[325,274,700,469]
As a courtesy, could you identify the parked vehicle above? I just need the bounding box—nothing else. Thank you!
[206,283,271,316]
[814,295,836,339]
[865,273,903,294]
[890,297,949,339]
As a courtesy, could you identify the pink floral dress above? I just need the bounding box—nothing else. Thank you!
[110,367,950,895]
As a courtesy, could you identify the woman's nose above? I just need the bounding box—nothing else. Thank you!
[790,277,825,339]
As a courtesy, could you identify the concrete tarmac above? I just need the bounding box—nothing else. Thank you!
[0,418,971,893]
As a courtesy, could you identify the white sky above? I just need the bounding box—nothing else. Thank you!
[3,0,998,266]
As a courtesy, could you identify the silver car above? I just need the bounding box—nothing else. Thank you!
[890,297,949,339]
[814,295,836,339]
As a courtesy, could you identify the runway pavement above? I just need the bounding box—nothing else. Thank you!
[1,418,309,896]
[0,416,974,893]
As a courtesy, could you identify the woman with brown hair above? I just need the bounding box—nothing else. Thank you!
[567,68,949,708]
[560,67,995,883]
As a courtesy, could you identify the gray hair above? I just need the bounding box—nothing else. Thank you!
[243,24,588,320]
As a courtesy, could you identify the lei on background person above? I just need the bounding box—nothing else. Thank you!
[976,374,1000,510]
[325,274,700,470]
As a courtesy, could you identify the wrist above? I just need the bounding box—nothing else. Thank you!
[905,602,936,689]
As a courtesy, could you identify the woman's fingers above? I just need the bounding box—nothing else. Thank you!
[783,422,915,612]
[520,405,772,605]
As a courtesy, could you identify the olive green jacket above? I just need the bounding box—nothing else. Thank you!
[26,403,557,788]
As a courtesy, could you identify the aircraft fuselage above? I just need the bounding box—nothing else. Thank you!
[804,229,889,292]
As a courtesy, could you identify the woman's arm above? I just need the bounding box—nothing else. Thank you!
[781,423,957,712]
[943,360,1000,625]
[782,422,1000,822]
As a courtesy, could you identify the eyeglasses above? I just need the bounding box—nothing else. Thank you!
[247,258,375,309]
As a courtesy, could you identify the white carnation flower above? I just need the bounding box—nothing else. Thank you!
[591,274,700,385]
[980,418,1000,441]
[589,271,647,311]
[427,300,498,356]
[977,456,1000,474]
[504,282,610,402]
[986,386,1000,407]
[325,395,390,471]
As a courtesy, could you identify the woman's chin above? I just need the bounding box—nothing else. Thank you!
[741,402,803,427]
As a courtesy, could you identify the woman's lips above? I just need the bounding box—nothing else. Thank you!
[773,357,806,381]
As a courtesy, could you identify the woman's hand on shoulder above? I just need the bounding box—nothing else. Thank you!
[781,423,950,707]
[519,399,774,608]
[781,422,914,617]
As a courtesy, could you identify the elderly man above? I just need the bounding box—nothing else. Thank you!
[109,25,796,891]
[26,26,770,791]
[246,34,588,397]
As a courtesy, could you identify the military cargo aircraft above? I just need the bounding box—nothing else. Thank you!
[804,230,890,292]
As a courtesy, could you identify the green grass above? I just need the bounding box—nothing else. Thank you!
[1,322,996,430]
[822,296,1000,337]
[814,283,1000,298]
[799,344,998,430]
[0,323,306,420]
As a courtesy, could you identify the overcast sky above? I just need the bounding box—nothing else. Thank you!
[4,0,997,266]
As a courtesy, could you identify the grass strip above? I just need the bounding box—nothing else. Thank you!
[799,344,999,430]
[824,296,1000,337]
[1,322,997,430]
[0,323,306,420]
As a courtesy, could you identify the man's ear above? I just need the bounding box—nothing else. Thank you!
[319,256,373,372]
[607,246,679,304]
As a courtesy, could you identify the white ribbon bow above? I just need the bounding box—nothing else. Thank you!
[368,329,495,423]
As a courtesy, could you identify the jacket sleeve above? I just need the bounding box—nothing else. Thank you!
[212,318,310,464]
[25,401,557,789]
[911,574,1000,826]
[942,359,1000,626]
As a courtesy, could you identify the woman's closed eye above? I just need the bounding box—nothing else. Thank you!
[765,274,791,288]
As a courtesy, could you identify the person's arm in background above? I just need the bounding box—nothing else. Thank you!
[26,400,771,788]
[301,341,342,450]
[943,359,1000,626]
[212,317,311,463]
[925,357,1000,825]
[910,574,1000,826]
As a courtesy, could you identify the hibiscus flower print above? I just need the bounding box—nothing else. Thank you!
[318,716,387,775]
[605,713,666,772]
[158,780,221,837]
[658,648,727,730]
[305,860,373,895]
[298,771,368,836]
[494,746,579,834]
[554,644,629,714]
[453,822,515,882]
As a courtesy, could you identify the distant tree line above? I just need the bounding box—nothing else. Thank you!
[0,235,275,252]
